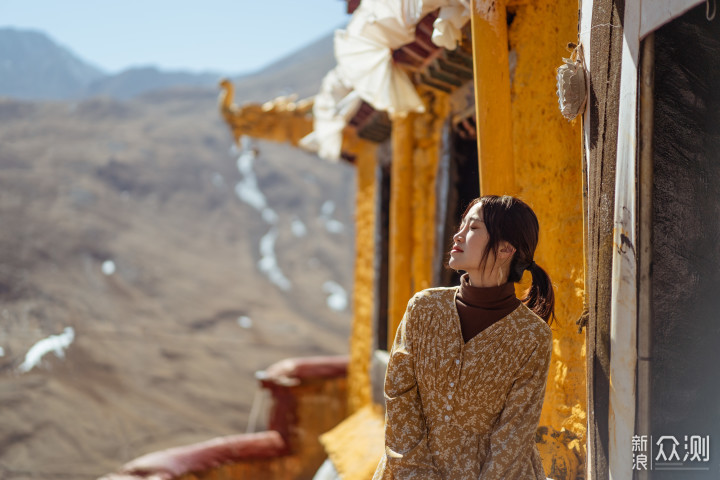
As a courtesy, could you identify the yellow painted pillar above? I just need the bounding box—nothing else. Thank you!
[344,130,377,413]
[506,0,586,475]
[388,90,451,348]
[411,89,450,292]
[387,113,416,347]
[411,118,433,292]
[470,0,517,196]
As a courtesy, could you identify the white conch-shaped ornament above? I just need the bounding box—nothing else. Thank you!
[556,44,588,121]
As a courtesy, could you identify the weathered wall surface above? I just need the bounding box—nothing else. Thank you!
[585,0,625,474]
[584,0,624,477]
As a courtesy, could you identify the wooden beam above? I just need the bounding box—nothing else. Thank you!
[583,0,626,476]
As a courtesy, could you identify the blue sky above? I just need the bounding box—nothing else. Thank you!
[0,1,350,74]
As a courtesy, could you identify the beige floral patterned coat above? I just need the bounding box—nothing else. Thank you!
[372,287,552,480]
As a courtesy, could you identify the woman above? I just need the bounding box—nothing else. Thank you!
[373,195,555,480]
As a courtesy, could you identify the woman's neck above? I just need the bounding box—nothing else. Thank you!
[466,270,504,288]
[459,273,516,307]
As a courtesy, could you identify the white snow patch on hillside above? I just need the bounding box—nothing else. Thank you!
[291,217,307,237]
[319,200,344,234]
[322,281,348,312]
[101,260,116,275]
[18,327,75,373]
[258,227,291,291]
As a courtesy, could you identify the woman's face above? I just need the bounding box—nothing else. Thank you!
[448,202,494,275]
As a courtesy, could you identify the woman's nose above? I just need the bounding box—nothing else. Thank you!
[453,231,463,242]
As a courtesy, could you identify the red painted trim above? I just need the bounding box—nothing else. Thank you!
[257,355,349,387]
[116,431,288,478]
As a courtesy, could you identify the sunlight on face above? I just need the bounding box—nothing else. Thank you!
[449,202,496,277]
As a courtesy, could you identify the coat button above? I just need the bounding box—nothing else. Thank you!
[450,382,455,387]
[444,415,450,421]
[455,359,460,365]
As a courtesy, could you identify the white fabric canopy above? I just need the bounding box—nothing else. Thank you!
[432,3,470,50]
[306,0,473,144]
[402,0,470,49]
[333,0,427,114]
[402,0,445,25]
[335,26,425,115]
[300,68,362,161]
[349,0,417,48]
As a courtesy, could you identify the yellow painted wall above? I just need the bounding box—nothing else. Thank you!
[507,0,586,470]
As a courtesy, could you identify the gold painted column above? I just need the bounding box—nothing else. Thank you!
[387,113,416,346]
[345,131,377,413]
[470,0,517,196]
[387,90,451,348]
[411,89,450,293]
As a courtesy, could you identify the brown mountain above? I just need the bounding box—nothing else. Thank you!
[0,37,353,480]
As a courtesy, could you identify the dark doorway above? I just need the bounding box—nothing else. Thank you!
[435,121,480,288]
[374,143,392,351]
[650,6,720,478]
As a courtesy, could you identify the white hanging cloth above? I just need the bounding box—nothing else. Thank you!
[333,0,427,115]
[300,68,363,161]
[401,0,470,50]
[348,0,418,48]
[432,2,470,50]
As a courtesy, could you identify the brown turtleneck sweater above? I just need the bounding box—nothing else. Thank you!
[455,273,521,343]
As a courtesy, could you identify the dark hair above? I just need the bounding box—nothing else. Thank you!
[460,195,556,324]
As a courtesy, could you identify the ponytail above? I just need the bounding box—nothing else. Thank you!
[522,263,556,325]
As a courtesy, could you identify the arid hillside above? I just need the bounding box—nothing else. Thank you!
[0,85,355,479]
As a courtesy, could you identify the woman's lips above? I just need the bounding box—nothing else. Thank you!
[451,246,463,253]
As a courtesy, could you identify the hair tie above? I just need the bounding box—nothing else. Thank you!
[526,260,536,271]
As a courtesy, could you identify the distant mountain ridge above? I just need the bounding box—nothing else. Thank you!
[85,66,220,100]
[230,33,336,103]
[0,27,336,101]
[0,28,105,99]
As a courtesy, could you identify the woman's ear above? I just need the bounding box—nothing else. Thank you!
[498,241,516,259]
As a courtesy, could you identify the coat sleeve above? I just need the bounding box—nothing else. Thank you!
[478,326,552,479]
[373,295,442,480]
